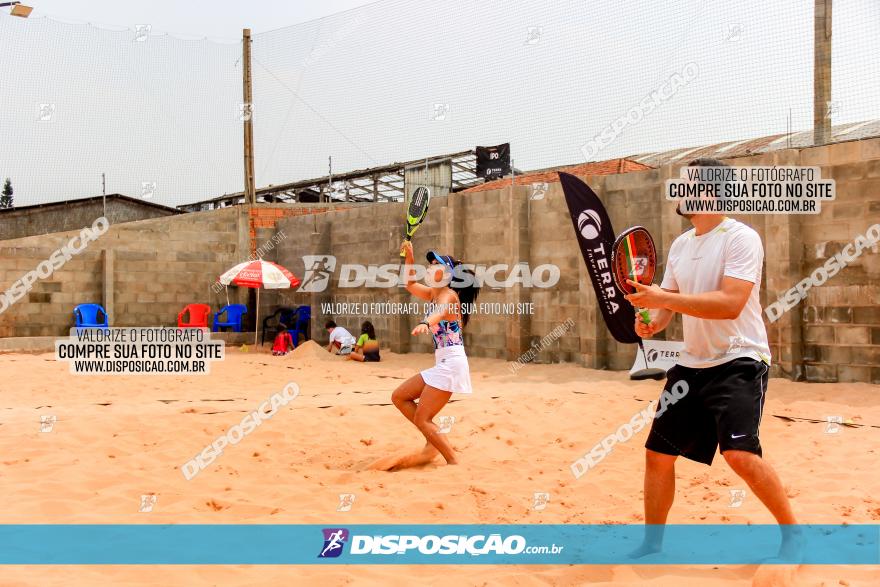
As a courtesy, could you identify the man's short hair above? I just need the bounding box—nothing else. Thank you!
[687,157,732,196]
[325,320,337,329]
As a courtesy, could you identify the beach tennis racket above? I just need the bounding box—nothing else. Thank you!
[400,186,431,258]
[611,226,657,325]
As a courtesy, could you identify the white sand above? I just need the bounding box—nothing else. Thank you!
[1,344,878,586]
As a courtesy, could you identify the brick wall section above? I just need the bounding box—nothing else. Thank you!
[1,139,878,383]
[268,139,880,383]
[269,201,441,354]
[0,208,248,335]
[0,242,103,337]
[248,204,358,255]
[752,141,880,383]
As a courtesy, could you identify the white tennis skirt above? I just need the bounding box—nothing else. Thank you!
[420,345,472,395]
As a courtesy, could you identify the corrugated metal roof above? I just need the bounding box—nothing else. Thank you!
[629,119,880,167]
[0,193,181,215]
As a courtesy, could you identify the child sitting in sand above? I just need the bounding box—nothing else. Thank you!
[348,321,381,362]
[325,320,356,355]
[271,330,294,356]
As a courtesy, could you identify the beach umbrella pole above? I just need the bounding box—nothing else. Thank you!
[255,287,260,346]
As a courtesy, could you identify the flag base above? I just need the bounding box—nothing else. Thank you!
[630,367,667,381]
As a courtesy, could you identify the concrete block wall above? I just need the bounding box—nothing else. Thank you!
[0,207,246,336]
[1,138,878,382]
[265,138,880,382]
[0,241,103,337]
[271,200,444,354]
[787,141,880,383]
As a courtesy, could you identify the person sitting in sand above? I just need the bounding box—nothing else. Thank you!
[325,320,356,355]
[348,321,381,362]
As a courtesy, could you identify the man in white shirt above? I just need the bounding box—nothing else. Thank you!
[325,320,356,355]
[625,158,799,559]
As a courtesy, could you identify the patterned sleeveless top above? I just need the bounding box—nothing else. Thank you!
[425,303,464,349]
[430,319,463,349]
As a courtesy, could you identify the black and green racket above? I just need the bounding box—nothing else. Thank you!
[400,185,431,259]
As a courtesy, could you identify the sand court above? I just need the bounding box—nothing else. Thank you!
[1,343,877,585]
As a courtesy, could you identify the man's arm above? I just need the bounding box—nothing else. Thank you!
[626,276,753,320]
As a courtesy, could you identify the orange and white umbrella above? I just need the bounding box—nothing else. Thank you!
[218,260,301,345]
[219,260,300,290]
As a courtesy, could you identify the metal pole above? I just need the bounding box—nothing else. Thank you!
[242,28,256,205]
[813,0,832,146]
[510,158,515,198]
[327,156,332,203]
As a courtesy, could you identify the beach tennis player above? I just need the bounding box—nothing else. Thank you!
[369,241,479,470]
[624,158,800,558]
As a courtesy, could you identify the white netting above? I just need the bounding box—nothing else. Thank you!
[1,0,878,208]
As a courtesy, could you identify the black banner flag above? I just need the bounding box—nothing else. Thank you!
[475,143,511,180]
[559,172,639,345]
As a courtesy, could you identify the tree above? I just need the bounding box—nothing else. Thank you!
[0,178,12,209]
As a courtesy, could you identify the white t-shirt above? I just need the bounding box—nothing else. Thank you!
[328,326,356,347]
[660,218,772,368]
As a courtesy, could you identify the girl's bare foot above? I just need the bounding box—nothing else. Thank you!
[366,443,441,471]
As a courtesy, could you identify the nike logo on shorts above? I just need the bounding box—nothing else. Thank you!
[730,433,747,439]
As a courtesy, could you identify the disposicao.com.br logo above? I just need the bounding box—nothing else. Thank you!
[317,528,563,559]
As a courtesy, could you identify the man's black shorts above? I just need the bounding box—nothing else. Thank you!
[645,357,769,465]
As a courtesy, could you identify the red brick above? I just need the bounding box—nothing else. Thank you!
[460,158,652,194]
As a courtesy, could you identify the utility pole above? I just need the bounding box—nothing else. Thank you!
[327,156,332,203]
[242,28,256,205]
[813,0,832,146]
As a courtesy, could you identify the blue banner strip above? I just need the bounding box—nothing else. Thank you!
[0,524,875,565]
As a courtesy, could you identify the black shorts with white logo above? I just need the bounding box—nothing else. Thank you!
[645,357,769,465]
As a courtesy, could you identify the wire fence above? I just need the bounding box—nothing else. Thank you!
[1,0,878,209]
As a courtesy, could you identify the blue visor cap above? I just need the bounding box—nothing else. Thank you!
[426,250,457,269]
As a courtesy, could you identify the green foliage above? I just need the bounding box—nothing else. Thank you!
[0,178,12,209]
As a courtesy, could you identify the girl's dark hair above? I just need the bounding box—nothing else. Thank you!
[324,320,337,329]
[361,320,376,339]
[450,263,480,326]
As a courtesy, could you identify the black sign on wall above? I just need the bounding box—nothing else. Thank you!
[475,143,511,181]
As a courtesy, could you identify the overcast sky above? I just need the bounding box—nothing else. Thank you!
[2,1,878,208]
[22,0,379,42]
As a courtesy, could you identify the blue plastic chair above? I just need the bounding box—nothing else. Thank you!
[74,303,109,329]
[287,305,311,348]
[213,304,247,332]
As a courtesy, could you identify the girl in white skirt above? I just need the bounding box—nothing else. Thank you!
[370,241,479,470]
